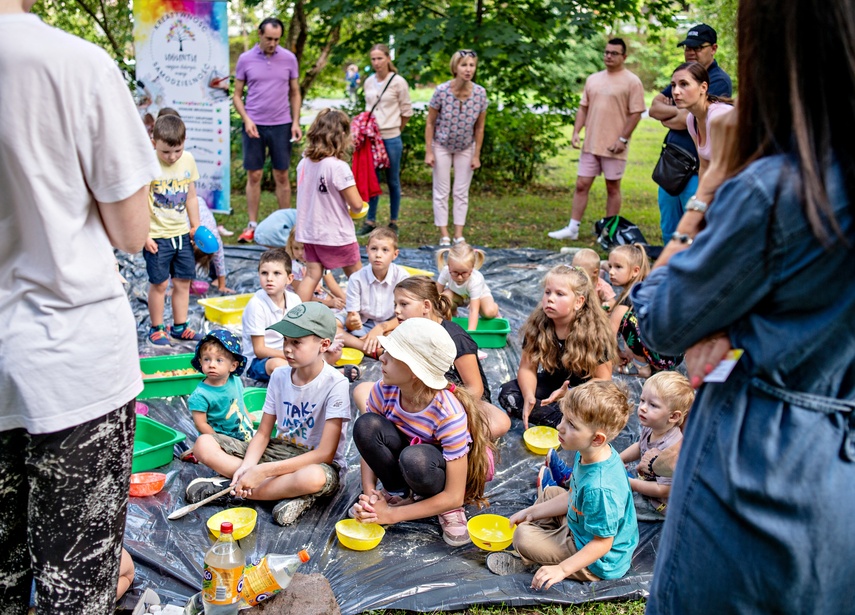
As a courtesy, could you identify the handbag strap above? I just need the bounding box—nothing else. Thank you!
[369,73,397,115]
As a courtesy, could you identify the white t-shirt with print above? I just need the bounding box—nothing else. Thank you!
[263,362,351,470]
[241,289,302,364]
[436,267,492,301]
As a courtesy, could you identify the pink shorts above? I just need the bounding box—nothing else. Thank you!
[578,151,627,181]
[303,241,361,270]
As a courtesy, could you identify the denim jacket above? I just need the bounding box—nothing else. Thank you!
[632,154,855,400]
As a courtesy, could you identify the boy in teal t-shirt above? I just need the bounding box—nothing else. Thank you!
[489,381,638,588]
[188,330,254,443]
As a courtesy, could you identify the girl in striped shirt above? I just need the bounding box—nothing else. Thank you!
[351,317,495,547]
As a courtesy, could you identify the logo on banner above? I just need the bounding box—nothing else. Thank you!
[146,12,214,88]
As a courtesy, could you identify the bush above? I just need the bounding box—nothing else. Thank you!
[400,105,574,189]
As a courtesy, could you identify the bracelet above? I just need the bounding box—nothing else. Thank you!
[648,455,659,476]
[686,195,709,214]
[671,232,694,245]
[618,136,629,144]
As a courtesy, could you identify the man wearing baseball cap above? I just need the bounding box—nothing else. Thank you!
[650,23,733,241]
[185,302,352,526]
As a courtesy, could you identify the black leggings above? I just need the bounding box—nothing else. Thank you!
[353,412,447,498]
[0,401,135,614]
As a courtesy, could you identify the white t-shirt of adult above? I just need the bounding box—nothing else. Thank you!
[262,362,351,471]
[687,102,734,162]
[344,263,410,322]
[295,156,357,247]
[0,14,160,433]
[436,267,492,301]
[241,289,302,364]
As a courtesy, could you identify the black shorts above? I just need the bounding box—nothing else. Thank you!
[243,123,292,171]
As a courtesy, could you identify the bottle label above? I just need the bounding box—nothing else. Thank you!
[240,559,282,607]
[202,563,244,605]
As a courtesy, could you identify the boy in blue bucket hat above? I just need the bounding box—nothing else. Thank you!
[187,330,255,451]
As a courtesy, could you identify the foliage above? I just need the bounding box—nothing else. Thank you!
[623,29,686,92]
[690,0,739,90]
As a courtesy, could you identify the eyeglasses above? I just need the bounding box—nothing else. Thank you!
[688,44,712,51]
[603,50,624,57]
[458,49,477,58]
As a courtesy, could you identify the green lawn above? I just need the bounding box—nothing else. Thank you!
[220,114,667,255]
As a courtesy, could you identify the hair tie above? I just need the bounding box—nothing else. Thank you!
[447,383,456,393]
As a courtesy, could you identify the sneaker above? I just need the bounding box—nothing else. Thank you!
[547,224,579,241]
[356,222,376,236]
[148,325,170,346]
[272,495,316,526]
[185,477,232,504]
[388,222,399,232]
[486,551,535,576]
[170,325,203,342]
[453,236,466,245]
[238,227,255,243]
[439,236,451,247]
[537,465,557,499]
[437,507,470,547]
[217,224,234,237]
[546,448,573,488]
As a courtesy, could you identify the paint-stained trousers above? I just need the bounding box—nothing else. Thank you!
[0,400,135,614]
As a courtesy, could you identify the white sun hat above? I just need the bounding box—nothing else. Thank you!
[377,318,456,390]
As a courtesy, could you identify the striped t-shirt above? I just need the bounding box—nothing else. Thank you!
[366,382,471,461]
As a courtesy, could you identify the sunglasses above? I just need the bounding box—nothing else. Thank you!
[458,49,477,58]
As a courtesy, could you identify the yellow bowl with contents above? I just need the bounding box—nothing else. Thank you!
[467,514,516,551]
[207,507,258,541]
[335,519,385,551]
[523,426,561,455]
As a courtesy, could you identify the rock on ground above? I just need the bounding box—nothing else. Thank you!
[253,573,340,614]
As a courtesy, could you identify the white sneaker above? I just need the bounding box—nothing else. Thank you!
[547,225,579,240]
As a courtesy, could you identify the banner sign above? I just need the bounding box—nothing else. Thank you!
[134,0,231,213]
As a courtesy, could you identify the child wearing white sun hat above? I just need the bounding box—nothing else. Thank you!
[350,317,495,547]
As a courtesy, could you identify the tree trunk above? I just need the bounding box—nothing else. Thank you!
[300,24,341,95]
[287,0,308,62]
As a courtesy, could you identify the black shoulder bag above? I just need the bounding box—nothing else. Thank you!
[652,142,699,196]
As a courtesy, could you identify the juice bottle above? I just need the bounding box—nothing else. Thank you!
[239,550,310,607]
[202,522,245,615]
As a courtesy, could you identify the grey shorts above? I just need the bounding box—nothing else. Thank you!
[212,433,339,497]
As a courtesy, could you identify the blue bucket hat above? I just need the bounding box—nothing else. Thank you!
[191,330,247,376]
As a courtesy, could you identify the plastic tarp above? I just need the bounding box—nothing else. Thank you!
[119,245,660,613]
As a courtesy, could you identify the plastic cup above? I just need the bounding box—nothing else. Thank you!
[350,202,370,220]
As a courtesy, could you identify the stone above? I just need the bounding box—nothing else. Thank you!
[253,573,340,615]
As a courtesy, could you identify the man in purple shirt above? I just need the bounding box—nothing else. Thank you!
[234,17,302,243]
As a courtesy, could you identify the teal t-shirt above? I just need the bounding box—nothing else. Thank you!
[566,446,638,579]
[188,375,254,441]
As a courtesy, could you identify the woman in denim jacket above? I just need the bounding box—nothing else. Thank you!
[632,0,855,612]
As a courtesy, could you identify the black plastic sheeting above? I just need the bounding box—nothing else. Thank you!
[118,244,661,613]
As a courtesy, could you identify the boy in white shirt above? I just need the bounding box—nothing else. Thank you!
[340,227,410,356]
[187,303,351,526]
[242,248,302,382]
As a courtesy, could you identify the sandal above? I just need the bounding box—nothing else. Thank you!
[439,236,451,247]
[486,551,535,576]
[337,364,361,383]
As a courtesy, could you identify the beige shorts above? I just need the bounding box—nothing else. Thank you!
[212,433,340,497]
[512,486,600,582]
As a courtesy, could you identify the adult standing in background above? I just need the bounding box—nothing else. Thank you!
[234,17,302,244]
[425,49,488,246]
[649,23,732,242]
[356,44,413,236]
[0,0,160,611]
[635,0,855,611]
[548,39,645,241]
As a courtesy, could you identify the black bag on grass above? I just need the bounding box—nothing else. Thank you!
[594,215,648,252]
[652,142,699,196]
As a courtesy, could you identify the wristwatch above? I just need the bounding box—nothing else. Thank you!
[618,136,629,144]
[686,195,709,214]
[671,232,694,245]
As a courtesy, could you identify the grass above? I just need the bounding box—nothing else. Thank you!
[219,105,668,255]
[361,600,647,615]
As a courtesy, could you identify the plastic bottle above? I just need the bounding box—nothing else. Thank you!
[202,522,245,615]
[239,550,310,607]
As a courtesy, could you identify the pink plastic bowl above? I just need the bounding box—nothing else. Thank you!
[190,280,210,295]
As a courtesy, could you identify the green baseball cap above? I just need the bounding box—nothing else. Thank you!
[267,302,337,340]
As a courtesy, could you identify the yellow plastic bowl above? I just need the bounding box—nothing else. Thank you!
[468,514,516,551]
[350,202,370,220]
[335,347,364,366]
[335,519,385,551]
[207,507,258,541]
[524,426,561,455]
[400,265,435,278]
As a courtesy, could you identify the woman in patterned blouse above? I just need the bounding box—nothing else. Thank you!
[425,49,488,247]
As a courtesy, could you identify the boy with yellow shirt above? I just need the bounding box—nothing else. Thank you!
[144,114,203,345]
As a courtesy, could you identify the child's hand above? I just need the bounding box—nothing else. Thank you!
[362,330,382,357]
[144,237,158,254]
[508,508,533,527]
[345,312,363,332]
[531,564,567,591]
[231,464,266,497]
[353,490,391,524]
[217,284,236,294]
[522,396,537,430]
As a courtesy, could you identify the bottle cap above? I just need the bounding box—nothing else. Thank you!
[220,522,234,534]
[298,550,310,563]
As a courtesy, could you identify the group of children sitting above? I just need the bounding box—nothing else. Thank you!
[143,107,695,590]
